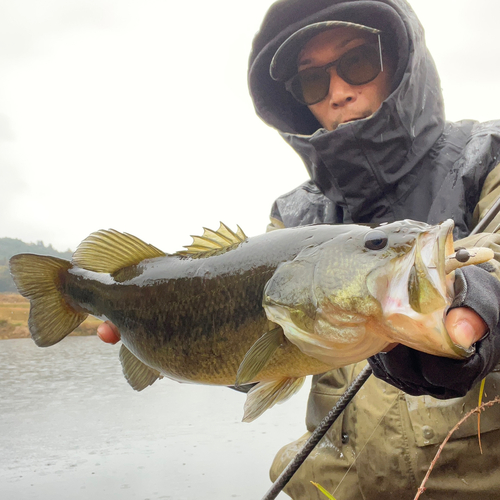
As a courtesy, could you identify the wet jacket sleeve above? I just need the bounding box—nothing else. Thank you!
[368,265,500,399]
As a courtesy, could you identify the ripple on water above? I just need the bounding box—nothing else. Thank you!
[0,337,308,500]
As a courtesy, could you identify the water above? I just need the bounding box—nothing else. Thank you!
[0,337,311,500]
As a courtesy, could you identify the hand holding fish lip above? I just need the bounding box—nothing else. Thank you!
[445,308,487,350]
[379,308,488,353]
[369,264,500,399]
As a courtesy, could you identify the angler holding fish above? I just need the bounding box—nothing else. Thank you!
[11,0,500,499]
[247,1,500,497]
[10,219,485,421]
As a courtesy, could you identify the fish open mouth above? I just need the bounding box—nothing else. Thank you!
[367,219,472,359]
[408,219,455,315]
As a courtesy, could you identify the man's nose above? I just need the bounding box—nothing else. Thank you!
[327,71,357,107]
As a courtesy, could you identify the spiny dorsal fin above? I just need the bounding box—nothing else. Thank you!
[72,229,166,273]
[236,327,284,386]
[179,222,247,255]
[242,377,305,422]
[119,344,163,391]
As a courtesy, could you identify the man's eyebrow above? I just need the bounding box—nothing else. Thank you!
[297,36,366,69]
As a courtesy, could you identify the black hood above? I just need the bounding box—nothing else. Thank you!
[248,0,446,223]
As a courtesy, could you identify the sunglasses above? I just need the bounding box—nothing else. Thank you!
[285,43,383,105]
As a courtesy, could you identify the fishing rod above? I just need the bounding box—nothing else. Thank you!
[261,364,372,500]
[260,196,500,500]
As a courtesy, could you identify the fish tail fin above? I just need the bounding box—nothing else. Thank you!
[9,254,88,347]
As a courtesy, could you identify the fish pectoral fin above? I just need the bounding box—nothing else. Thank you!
[242,377,305,422]
[119,345,163,391]
[235,326,284,386]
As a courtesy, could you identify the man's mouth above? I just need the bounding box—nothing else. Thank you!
[342,114,371,124]
[329,114,372,131]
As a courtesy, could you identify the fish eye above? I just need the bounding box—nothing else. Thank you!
[364,230,388,250]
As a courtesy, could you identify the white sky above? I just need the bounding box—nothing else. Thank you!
[1,0,500,253]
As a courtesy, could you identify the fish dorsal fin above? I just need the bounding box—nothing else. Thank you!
[119,344,163,391]
[72,229,166,273]
[178,222,247,256]
[242,377,305,422]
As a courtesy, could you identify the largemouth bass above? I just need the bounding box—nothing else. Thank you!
[9,219,483,421]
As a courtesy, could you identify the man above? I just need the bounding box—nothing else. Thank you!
[99,0,500,498]
[246,0,500,498]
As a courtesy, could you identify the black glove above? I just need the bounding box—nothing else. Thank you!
[368,265,500,399]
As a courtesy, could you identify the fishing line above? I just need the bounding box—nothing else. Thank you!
[260,364,373,500]
[332,391,400,497]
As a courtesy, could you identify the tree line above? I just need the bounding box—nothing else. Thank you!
[0,238,73,292]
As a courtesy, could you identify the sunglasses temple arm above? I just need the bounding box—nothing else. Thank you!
[378,33,384,72]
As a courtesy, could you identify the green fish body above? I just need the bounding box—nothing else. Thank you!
[9,220,470,421]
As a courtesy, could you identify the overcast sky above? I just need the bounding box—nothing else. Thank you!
[1,0,500,253]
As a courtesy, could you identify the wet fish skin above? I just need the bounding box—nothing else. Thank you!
[10,224,345,420]
[8,220,467,420]
[262,219,463,368]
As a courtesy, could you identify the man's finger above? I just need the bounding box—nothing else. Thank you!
[446,308,487,349]
[97,321,121,344]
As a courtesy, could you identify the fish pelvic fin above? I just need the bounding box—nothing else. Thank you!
[119,344,162,391]
[72,229,166,274]
[177,222,247,256]
[235,326,284,386]
[9,254,88,347]
[242,377,305,423]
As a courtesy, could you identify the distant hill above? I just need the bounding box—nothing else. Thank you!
[0,238,73,293]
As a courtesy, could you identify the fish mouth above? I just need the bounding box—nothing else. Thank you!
[368,219,471,359]
[410,218,455,312]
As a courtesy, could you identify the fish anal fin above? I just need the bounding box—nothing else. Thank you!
[236,326,284,386]
[72,229,166,274]
[119,344,163,391]
[179,222,247,255]
[242,377,305,423]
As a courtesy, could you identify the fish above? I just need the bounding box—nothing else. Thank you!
[8,219,485,421]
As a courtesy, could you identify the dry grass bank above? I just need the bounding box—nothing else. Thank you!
[0,293,100,340]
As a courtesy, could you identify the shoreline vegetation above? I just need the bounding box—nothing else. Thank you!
[0,292,99,340]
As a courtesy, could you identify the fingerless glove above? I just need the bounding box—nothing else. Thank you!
[368,265,500,398]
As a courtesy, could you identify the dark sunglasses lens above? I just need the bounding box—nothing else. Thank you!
[294,69,330,105]
[338,44,381,85]
[288,44,382,105]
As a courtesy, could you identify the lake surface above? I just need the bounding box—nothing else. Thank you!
[0,337,312,500]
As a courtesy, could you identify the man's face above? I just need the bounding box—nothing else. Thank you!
[297,27,392,131]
